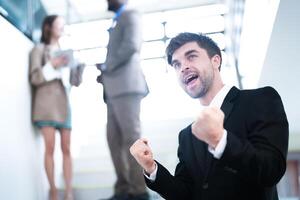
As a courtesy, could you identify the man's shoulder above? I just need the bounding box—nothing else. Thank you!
[241,86,280,98]
[122,9,140,19]
[178,124,192,140]
[124,9,140,15]
[239,86,283,109]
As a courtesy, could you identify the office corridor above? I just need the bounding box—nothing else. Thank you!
[1,0,300,199]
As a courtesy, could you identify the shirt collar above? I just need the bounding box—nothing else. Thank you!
[113,4,126,22]
[108,4,126,32]
[209,85,233,108]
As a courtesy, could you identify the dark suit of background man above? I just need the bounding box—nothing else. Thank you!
[97,0,149,200]
[130,32,289,200]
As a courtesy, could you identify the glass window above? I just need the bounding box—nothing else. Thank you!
[207,32,226,50]
[165,16,225,38]
[162,4,227,20]
[62,20,110,50]
[141,41,166,59]
[74,47,107,66]
[0,0,28,33]
[0,0,46,41]
[142,13,165,41]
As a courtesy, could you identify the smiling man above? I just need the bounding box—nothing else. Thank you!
[130,32,289,200]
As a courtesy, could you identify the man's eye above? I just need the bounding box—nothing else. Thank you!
[188,55,197,60]
[173,63,180,69]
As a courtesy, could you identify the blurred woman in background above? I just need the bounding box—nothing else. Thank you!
[29,15,84,200]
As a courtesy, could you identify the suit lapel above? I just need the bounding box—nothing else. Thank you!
[191,127,213,181]
[221,86,239,124]
[191,130,207,174]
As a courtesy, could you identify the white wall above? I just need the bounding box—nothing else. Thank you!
[259,0,300,135]
[0,16,46,199]
[238,0,280,88]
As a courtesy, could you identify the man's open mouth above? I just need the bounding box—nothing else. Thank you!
[184,74,198,85]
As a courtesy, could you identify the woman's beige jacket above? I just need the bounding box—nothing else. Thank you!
[29,44,83,123]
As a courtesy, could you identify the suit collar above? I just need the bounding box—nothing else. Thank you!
[209,84,233,109]
[113,4,126,22]
[221,86,239,124]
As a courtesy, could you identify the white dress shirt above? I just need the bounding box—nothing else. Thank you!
[145,85,233,181]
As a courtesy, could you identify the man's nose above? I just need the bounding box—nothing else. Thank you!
[180,61,190,72]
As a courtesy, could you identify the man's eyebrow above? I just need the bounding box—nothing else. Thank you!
[171,49,199,65]
[184,49,199,57]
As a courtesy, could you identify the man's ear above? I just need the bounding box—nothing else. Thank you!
[211,54,221,70]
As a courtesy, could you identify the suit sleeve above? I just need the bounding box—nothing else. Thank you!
[220,87,289,187]
[145,132,194,200]
[29,46,47,86]
[104,11,142,73]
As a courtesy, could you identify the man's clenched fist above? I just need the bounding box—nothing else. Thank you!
[191,106,225,148]
[130,138,156,174]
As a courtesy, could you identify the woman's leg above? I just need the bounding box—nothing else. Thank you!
[41,126,57,200]
[60,128,73,199]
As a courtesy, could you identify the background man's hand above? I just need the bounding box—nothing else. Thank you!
[96,63,106,71]
[96,74,103,84]
[191,107,224,148]
[130,138,156,174]
[96,63,104,84]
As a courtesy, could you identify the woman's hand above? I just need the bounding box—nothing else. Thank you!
[51,55,69,69]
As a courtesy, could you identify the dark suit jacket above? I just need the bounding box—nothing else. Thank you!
[146,86,289,200]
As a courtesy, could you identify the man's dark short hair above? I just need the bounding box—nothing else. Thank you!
[166,32,222,70]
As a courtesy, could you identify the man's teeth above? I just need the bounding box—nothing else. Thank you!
[185,74,197,84]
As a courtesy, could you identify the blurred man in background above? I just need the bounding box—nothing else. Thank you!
[97,0,149,200]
